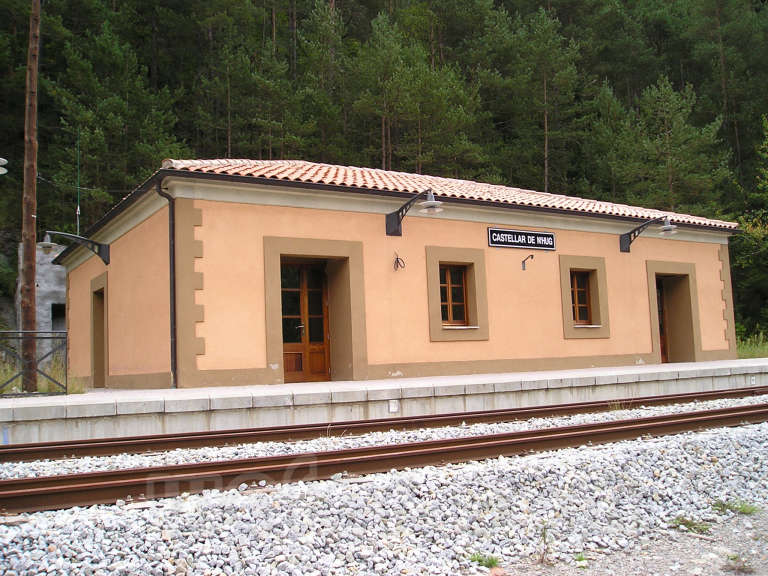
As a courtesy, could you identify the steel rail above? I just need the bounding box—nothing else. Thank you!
[1,402,766,513]
[2,385,767,462]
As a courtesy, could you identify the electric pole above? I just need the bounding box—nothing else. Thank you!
[21,0,41,392]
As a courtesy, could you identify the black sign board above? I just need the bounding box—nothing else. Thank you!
[488,227,556,251]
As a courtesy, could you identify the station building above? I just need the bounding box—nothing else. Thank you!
[55,159,739,391]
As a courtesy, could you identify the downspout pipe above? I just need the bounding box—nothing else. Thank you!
[156,180,177,388]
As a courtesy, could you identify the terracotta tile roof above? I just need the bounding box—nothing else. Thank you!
[161,159,738,230]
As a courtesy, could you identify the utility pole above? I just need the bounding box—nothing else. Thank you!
[76,126,80,234]
[21,0,41,393]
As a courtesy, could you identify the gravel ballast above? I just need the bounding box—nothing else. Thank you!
[1,421,766,576]
[2,393,768,480]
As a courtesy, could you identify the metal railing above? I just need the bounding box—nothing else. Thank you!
[0,331,67,395]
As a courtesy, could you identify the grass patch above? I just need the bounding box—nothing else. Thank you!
[670,516,710,534]
[0,354,67,395]
[713,499,760,515]
[469,553,500,568]
[738,331,768,359]
[724,554,755,574]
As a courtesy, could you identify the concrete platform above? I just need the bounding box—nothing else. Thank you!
[2,359,767,444]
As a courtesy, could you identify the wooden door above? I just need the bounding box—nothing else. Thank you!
[656,278,669,363]
[281,262,330,382]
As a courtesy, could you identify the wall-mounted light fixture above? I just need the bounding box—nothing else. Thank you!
[521,254,534,271]
[38,233,56,255]
[46,230,110,265]
[619,216,677,253]
[385,188,443,236]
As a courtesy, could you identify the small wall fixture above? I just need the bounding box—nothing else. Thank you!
[393,252,406,271]
[385,188,443,236]
[38,233,56,255]
[619,216,677,253]
[46,230,110,265]
[521,254,534,271]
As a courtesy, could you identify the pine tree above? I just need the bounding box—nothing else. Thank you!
[469,7,580,192]
[632,76,729,214]
[46,21,186,230]
[348,13,422,170]
[581,82,642,203]
[297,0,348,163]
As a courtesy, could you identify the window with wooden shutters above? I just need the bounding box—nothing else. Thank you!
[570,270,592,325]
[439,265,467,325]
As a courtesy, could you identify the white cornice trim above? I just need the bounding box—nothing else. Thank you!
[61,177,731,271]
[165,177,730,245]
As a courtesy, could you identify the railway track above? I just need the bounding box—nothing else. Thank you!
[2,385,767,463]
[1,402,766,514]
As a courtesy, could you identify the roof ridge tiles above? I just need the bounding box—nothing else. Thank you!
[158,158,737,230]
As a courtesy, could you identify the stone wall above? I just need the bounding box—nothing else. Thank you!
[15,241,66,334]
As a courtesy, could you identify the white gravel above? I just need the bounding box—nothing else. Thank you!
[1,420,766,576]
[2,393,767,480]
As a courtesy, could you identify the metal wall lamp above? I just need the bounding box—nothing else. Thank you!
[385,188,443,236]
[619,216,677,252]
[45,230,110,265]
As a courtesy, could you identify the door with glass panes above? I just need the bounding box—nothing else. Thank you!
[281,262,330,382]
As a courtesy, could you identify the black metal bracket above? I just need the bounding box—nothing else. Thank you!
[46,230,110,265]
[521,254,534,270]
[385,189,431,236]
[619,217,666,253]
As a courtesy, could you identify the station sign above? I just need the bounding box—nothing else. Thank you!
[487,227,556,251]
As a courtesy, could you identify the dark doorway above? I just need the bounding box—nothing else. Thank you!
[281,261,330,383]
[656,278,669,363]
[92,289,106,388]
[655,275,696,363]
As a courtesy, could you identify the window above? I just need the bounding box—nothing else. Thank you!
[51,303,66,332]
[570,271,591,324]
[559,255,610,339]
[426,246,489,342]
[440,265,467,325]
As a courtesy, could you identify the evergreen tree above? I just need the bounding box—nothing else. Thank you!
[731,118,768,334]
[46,21,186,230]
[631,76,729,214]
[297,0,349,163]
[470,7,579,192]
[581,82,642,203]
[348,13,424,170]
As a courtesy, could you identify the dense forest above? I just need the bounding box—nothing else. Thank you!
[1,0,768,335]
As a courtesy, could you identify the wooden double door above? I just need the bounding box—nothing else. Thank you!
[281,262,330,382]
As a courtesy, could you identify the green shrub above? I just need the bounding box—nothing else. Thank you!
[469,553,500,568]
[738,331,768,359]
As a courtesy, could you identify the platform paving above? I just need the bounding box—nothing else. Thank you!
[1,358,767,444]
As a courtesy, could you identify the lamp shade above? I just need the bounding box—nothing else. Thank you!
[418,191,443,214]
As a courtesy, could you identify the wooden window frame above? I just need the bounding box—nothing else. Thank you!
[425,246,489,342]
[570,270,592,325]
[559,255,610,339]
[440,264,468,326]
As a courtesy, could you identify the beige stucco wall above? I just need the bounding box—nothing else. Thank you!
[193,200,731,374]
[68,255,106,379]
[68,207,171,384]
